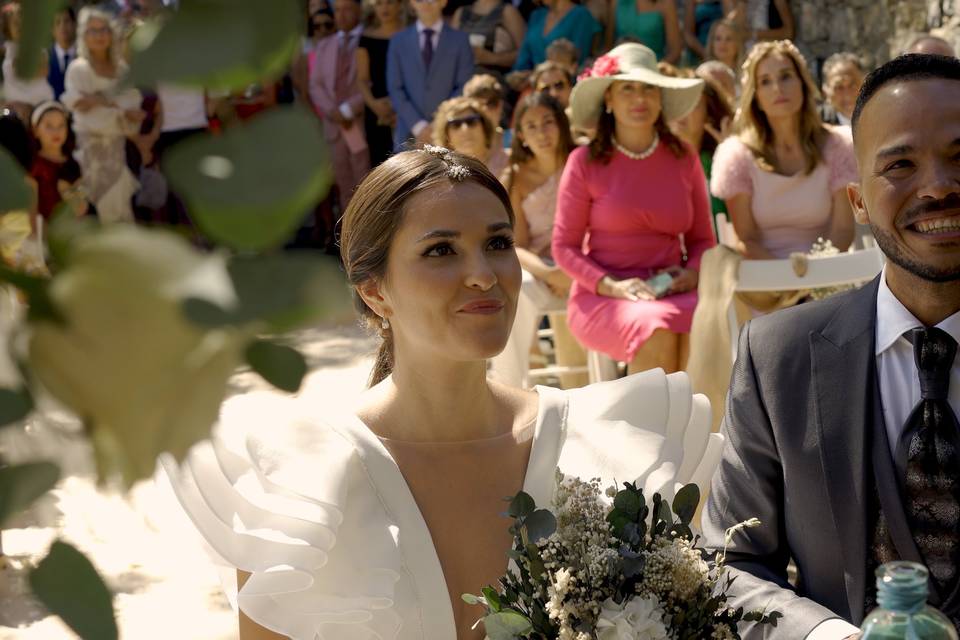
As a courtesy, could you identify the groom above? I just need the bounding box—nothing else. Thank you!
[703,53,960,639]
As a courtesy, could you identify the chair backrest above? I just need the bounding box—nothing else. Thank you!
[735,246,885,292]
[714,213,738,249]
[727,247,886,360]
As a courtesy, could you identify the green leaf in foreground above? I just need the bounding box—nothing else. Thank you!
[183,252,352,333]
[0,461,59,526]
[13,0,62,81]
[483,610,533,640]
[0,386,34,427]
[163,106,332,251]
[29,541,118,640]
[127,0,301,92]
[245,339,308,393]
[0,148,32,212]
[672,483,700,526]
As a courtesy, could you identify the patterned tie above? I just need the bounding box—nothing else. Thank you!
[901,326,960,600]
[422,28,434,70]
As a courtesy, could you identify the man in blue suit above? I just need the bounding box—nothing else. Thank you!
[46,8,76,100]
[386,0,473,151]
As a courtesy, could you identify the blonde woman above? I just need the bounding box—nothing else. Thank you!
[431,96,508,178]
[710,40,857,259]
[705,19,743,85]
[61,7,142,223]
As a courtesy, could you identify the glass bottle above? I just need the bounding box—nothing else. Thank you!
[860,561,958,640]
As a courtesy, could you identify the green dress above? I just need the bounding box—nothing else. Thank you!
[613,1,666,60]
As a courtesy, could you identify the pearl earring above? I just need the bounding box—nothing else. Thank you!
[605,105,612,114]
[381,317,390,330]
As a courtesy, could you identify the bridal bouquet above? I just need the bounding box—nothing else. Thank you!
[465,473,781,639]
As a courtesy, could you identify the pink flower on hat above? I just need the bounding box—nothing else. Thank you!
[578,54,620,82]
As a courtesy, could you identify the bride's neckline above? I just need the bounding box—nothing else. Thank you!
[376,416,537,446]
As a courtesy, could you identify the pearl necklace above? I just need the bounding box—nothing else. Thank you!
[613,133,660,160]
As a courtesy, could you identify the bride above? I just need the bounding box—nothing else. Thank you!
[162,146,716,639]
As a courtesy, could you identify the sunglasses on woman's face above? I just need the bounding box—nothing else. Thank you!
[537,80,569,93]
[446,114,484,130]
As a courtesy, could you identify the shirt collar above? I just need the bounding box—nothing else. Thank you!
[837,111,851,127]
[875,265,960,355]
[416,19,444,35]
[54,43,76,58]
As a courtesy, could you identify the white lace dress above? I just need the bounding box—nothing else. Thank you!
[61,58,141,223]
[159,370,721,639]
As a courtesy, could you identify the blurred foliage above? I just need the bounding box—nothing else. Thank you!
[13,0,63,81]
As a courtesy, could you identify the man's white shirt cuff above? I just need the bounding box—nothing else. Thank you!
[338,103,354,120]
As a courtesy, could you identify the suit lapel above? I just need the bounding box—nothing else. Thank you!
[429,28,454,75]
[809,276,880,622]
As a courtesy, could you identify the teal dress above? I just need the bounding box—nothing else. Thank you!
[513,5,601,70]
[613,1,666,60]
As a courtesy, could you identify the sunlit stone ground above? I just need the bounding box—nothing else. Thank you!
[0,322,376,640]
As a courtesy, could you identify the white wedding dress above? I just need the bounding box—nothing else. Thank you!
[159,369,722,640]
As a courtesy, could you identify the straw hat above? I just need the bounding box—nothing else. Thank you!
[570,43,704,128]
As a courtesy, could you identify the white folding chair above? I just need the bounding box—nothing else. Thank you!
[727,247,886,360]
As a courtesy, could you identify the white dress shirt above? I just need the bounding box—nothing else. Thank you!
[808,268,960,640]
[411,19,445,137]
[54,43,76,72]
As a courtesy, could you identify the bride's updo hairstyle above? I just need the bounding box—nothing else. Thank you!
[340,146,515,387]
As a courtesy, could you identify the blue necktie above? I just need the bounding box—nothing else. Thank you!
[422,28,434,70]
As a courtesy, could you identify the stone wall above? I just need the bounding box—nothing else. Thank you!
[788,0,960,77]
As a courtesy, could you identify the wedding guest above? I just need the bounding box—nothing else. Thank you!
[554,43,714,373]
[545,38,579,76]
[309,0,369,207]
[1,3,55,123]
[728,0,794,46]
[165,146,712,640]
[705,18,744,88]
[819,52,864,128]
[491,92,585,388]
[28,101,87,227]
[386,0,474,149]
[61,7,142,223]
[607,0,682,64]
[703,53,960,637]
[710,40,856,259]
[451,0,526,76]
[47,8,77,100]
[292,4,334,108]
[904,33,955,57]
[696,59,737,103]
[513,0,600,71]
[463,73,506,150]
[682,0,734,63]
[667,70,733,227]
[431,96,508,177]
[356,0,402,167]
[531,61,573,108]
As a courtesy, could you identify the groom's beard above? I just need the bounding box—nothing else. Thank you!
[870,223,960,283]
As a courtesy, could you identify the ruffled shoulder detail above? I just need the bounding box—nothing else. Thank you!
[822,124,858,193]
[557,369,723,506]
[157,393,403,640]
[709,136,754,201]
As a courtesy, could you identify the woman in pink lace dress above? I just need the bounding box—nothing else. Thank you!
[710,40,857,259]
[553,43,715,373]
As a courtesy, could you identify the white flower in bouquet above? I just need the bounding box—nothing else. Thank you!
[596,595,668,640]
[641,536,710,602]
[27,225,253,485]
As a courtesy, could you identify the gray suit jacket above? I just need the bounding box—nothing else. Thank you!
[702,277,942,638]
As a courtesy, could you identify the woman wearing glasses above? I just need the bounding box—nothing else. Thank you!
[61,7,142,223]
[431,96,508,178]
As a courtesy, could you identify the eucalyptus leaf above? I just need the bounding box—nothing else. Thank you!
[29,540,118,640]
[613,489,641,519]
[182,252,351,333]
[163,106,332,251]
[507,491,535,518]
[461,593,482,606]
[482,586,501,612]
[0,461,59,526]
[245,339,307,393]
[127,0,301,92]
[0,148,32,212]
[523,508,557,543]
[0,387,33,428]
[13,0,62,80]
[672,483,700,526]
[483,610,533,640]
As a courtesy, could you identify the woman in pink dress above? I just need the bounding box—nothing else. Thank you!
[554,43,714,373]
[710,40,856,259]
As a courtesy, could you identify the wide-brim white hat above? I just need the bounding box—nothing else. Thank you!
[570,43,704,128]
